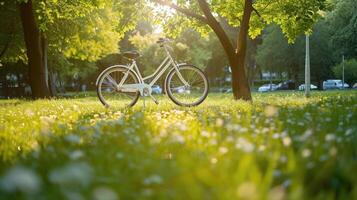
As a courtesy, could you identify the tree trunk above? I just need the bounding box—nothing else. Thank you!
[41,33,57,96]
[48,71,58,96]
[196,0,252,101]
[233,0,253,100]
[161,0,253,101]
[41,33,50,90]
[19,0,51,98]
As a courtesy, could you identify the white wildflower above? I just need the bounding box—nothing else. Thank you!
[302,149,311,158]
[268,186,286,200]
[272,133,280,139]
[226,136,234,142]
[201,131,211,138]
[93,187,118,200]
[115,152,124,159]
[325,134,336,142]
[215,118,224,127]
[209,139,217,146]
[173,134,185,144]
[69,150,84,160]
[282,137,292,147]
[143,174,163,185]
[65,134,81,144]
[219,146,229,154]
[0,166,41,194]
[235,138,255,153]
[264,105,278,117]
[345,129,353,136]
[300,129,313,141]
[210,157,218,164]
[258,145,266,152]
[236,182,257,200]
[49,162,93,187]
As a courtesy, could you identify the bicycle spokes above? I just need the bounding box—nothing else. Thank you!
[97,67,140,108]
[166,65,208,106]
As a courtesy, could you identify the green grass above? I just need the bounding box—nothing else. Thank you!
[0,91,356,199]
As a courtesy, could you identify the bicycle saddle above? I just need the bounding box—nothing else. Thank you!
[122,50,140,60]
[156,38,170,47]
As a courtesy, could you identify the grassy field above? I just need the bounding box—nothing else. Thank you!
[0,91,356,200]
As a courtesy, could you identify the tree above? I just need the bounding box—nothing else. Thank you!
[2,0,141,98]
[19,0,51,97]
[154,0,326,100]
[0,1,25,63]
[333,59,357,85]
[256,22,334,88]
[327,0,357,59]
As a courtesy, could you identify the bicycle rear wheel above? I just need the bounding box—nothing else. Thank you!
[165,64,208,107]
[97,66,140,108]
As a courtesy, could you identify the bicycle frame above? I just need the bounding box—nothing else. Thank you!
[119,45,189,90]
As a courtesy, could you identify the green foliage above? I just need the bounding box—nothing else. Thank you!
[0,0,142,66]
[129,32,165,75]
[158,0,327,42]
[128,26,212,75]
[162,15,211,38]
[0,91,356,199]
[256,22,334,84]
[0,0,27,63]
[256,25,302,73]
[33,0,141,61]
[326,0,357,58]
[333,59,357,85]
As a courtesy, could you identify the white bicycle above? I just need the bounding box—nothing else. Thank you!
[96,38,209,108]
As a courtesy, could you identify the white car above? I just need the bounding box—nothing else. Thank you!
[323,80,349,90]
[258,84,278,92]
[298,84,318,91]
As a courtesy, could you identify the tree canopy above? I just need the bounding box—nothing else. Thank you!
[0,0,142,63]
[327,0,357,59]
[155,0,325,42]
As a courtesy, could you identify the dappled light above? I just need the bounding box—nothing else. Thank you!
[1,0,357,199]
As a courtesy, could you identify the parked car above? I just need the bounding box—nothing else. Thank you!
[353,83,357,89]
[225,88,232,93]
[258,84,278,92]
[298,84,318,91]
[151,85,162,94]
[172,86,190,94]
[323,80,349,90]
[276,80,296,90]
[219,87,231,93]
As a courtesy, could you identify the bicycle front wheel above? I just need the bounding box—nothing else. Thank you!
[165,65,209,107]
[97,66,140,108]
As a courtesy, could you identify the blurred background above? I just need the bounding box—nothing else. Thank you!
[0,0,356,98]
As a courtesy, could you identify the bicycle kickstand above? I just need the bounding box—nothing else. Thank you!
[143,95,146,109]
[150,95,159,105]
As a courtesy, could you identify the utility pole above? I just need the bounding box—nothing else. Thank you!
[305,35,311,97]
[342,55,345,89]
